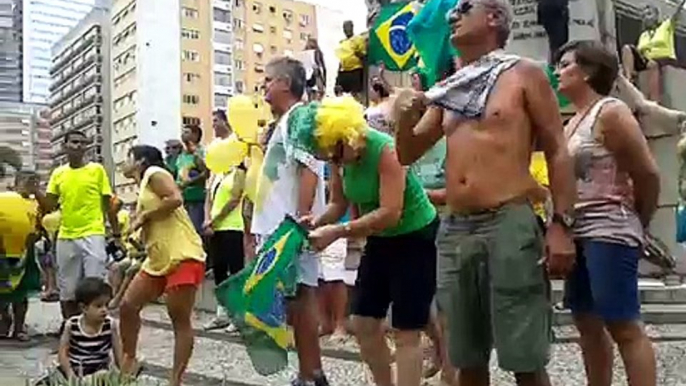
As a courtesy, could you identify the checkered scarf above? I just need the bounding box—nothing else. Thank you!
[425,50,520,119]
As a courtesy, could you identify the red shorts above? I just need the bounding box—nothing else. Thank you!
[141,260,205,293]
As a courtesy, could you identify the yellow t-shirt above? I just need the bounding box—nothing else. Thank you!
[117,210,130,236]
[529,152,549,220]
[137,166,205,276]
[47,163,112,239]
[0,192,38,258]
[336,35,366,71]
[638,19,676,60]
[210,169,245,232]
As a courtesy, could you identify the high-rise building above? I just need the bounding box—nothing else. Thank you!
[22,0,99,105]
[235,0,318,95]
[210,0,234,111]
[180,0,213,140]
[0,0,23,102]
[0,102,51,176]
[48,5,112,178]
[110,0,183,203]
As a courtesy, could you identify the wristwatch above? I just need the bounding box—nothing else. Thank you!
[551,212,575,230]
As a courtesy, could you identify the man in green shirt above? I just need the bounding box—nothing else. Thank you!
[164,139,183,179]
[176,124,208,236]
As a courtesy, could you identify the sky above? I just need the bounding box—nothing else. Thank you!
[299,0,368,31]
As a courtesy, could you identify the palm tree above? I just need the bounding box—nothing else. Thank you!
[0,146,21,179]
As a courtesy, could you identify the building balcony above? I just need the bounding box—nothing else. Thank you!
[50,94,103,126]
[50,62,100,94]
[50,73,102,108]
[50,35,101,76]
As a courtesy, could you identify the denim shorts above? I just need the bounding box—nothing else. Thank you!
[564,240,641,322]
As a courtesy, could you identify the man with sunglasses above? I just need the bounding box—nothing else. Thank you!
[395,1,576,385]
[252,56,329,386]
[164,139,183,180]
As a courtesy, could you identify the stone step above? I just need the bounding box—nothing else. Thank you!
[550,279,686,305]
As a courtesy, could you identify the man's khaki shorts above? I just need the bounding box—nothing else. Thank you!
[436,203,551,373]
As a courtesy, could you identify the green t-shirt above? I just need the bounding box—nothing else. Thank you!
[175,149,206,203]
[342,129,436,237]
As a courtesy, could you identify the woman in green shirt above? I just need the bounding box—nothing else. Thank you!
[292,97,438,386]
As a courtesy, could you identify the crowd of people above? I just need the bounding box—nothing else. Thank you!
[0,1,677,386]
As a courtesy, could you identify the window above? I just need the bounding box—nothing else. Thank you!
[234,18,244,29]
[182,7,198,18]
[215,73,232,86]
[184,73,200,83]
[254,64,265,73]
[234,0,243,7]
[270,45,277,54]
[252,23,264,33]
[215,51,232,65]
[214,94,229,108]
[252,2,261,14]
[283,29,292,40]
[300,32,308,41]
[284,49,293,57]
[183,94,199,104]
[270,25,276,34]
[300,14,310,27]
[181,29,200,39]
[182,50,199,62]
[182,116,201,126]
[215,30,232,44]
[234,60,244,70]
[214,8,231,23]
[235,38,244,50]
[269,5,276,13]
[282,10,293,23]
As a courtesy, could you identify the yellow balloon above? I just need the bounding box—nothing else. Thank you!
[244,146,264,202]
[205,137,249,174]
[0,192,36,258]
[228,95,259,143]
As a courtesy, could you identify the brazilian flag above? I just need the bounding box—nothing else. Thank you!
[369,2,418,71]
[215,216,308,375]
[544,64,570,108]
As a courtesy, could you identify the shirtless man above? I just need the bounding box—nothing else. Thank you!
[394,1,576,385]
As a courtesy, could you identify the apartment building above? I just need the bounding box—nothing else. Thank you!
[235,0,318,95]
[0,0,22,102]
[110,0,182,203]
[49,5,113,178]
[210,0,234,110]
[22,0,98,104]
[180,0,213,138]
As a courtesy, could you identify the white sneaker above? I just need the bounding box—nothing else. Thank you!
[225,323,239,334]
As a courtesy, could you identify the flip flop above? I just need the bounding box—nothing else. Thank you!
[12,331,29,342]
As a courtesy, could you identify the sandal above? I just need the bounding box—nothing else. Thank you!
[12,330,29,342]
[40,291,60,303]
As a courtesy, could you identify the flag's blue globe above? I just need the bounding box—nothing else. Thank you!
[389,11,414,56]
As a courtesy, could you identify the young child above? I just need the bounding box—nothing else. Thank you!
[108,233,145,309]
[39,210,60,302]
[58,277,123,380]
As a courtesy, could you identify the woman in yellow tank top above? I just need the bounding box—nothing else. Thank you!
[118,145,205,386]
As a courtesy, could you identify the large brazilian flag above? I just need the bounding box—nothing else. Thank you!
[215,216,308,375]
[368,2,418,71]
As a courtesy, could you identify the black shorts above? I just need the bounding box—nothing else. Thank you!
[352,218,439,330]
[208,230,245,286]
[335,68,364,94]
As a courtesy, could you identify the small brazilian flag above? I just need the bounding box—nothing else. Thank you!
[215,216,308,375]
[369,2,418,71]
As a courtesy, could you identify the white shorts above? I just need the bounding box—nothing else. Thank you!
[255,234,320,288]
[319,239,347,282]
[56,235,108,301]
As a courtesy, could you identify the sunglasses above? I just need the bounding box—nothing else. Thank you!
[447,1,474,22]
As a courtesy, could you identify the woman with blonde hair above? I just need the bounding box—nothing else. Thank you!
[293,97,439,386]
